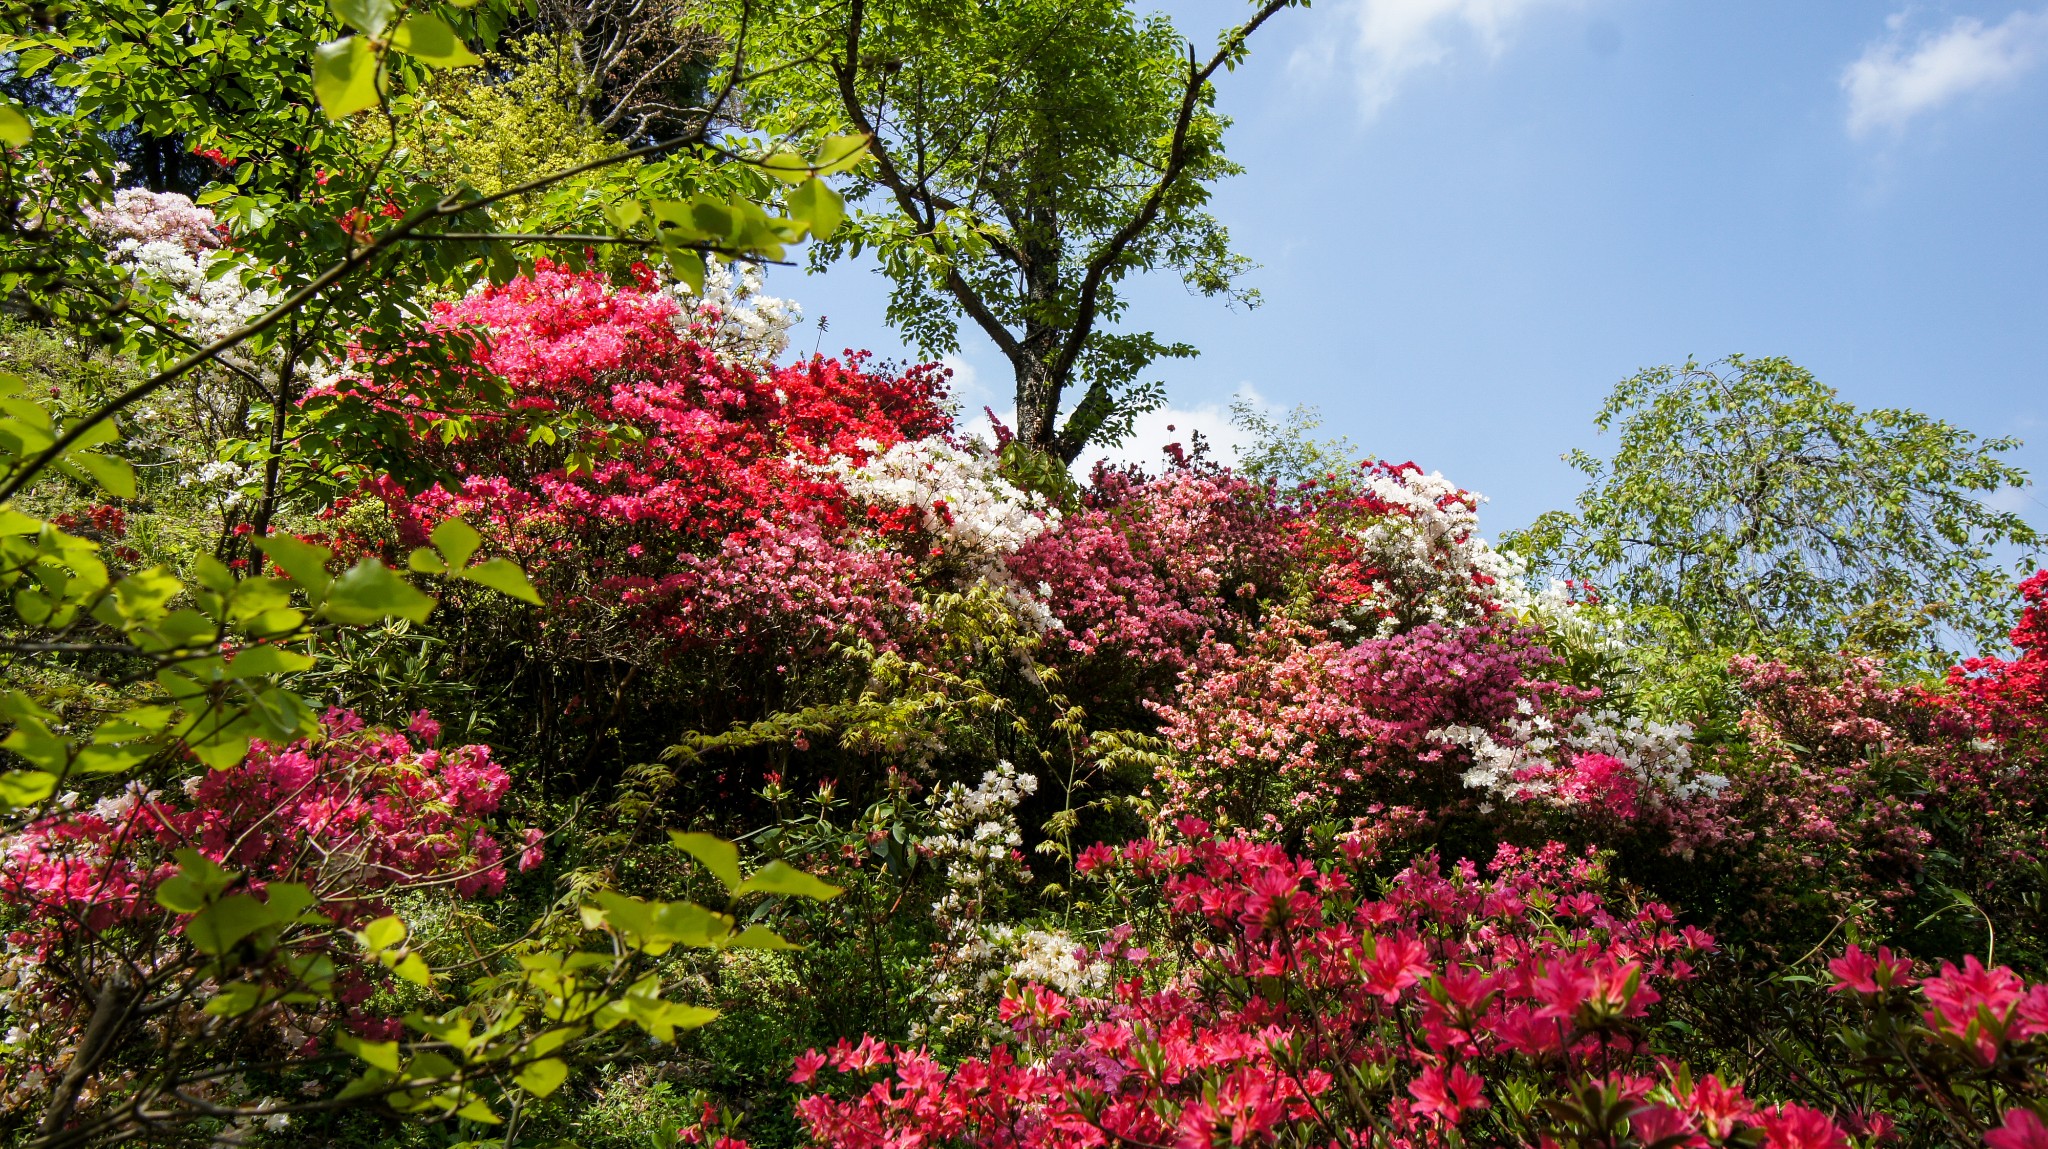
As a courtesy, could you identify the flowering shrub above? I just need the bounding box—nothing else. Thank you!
[1691,649,2048,957]
[19,239,2035,1149]
[84,189,224,254]
[1950,569,2048,746]
[0,708,513,946]
[792,832,1781,1148]
[1299,460,1530,636]
[1010,466,1295,686]
[347,262,952,662]
[1148,615,1722,837]
[0,710,518,1117]
[658,256,804,368]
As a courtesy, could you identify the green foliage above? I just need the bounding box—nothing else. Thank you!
[1231,400,1363,490]
[0,0,868,1142]
[1511,355,2040,672]
[727,0,1294,459]
[396,36,623,198]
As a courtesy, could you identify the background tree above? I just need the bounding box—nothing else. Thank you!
[527,0,722,142]
[731,0,1292,461]
[1510,355,2040,672]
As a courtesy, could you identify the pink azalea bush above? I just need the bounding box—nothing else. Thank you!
[790,829,1849,1148]
[0,711,520,1115]
[1,708,515,947]
[29,254,2021,1147]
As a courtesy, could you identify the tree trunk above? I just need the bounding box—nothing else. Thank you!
[1014,356,1060,453]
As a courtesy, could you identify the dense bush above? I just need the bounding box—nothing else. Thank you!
[1,183,2043,1149]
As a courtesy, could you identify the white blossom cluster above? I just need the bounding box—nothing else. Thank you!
[836,438,1060,561]
[85,188,222,253]
[1341,468,1530,636]
[1516,578,1627,660]
[917,761,1045,1038]
[80,190,289,496]
[0,944,52,1115]
[833,437,1064,631]
[1002,926,1105,997]
[112,238,275,349]
[661,258,801,366]
[922,760,1037,916]
[1431,703,1726,808]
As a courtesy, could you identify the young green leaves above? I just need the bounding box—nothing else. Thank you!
[0,100,29,148]
[314,0,481,120]
[0,372,134,500]
[604,135,871,291]
[405,516,542,604]
[576,834,841,957]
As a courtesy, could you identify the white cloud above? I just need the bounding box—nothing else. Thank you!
[1843,8,2048,137]
[938,354,988,403]
[1295,0,1588,118]
[1072,387,1269,475]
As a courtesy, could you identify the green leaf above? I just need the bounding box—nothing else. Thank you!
[226,645,316,678]
[156,848,239,914]
[204,982,266,1016]
[0,770,57,808]
[391,952,433,986]
[255,534,334,595]
[739,860,843,902]
[668,832,742,894]
[759,149,812,184]
[72,453,135,499]
[388,13,481,67]
[723,924,800,950]
[787,178,845,240]
[357,914,406,953]
[455,1097,502,1125]
[327,0,395,36]
[428,517,481,568]
[323,559,435,624]
[313,36,383,121]
[73,743,152,775]
[666,248,705,296]
[407,547,446,575]
[338,1034,402,1072]
[0,103,28,149]
[812,133,872,175]
[459,557,541,605]
[186,894,274,954]
[12,50,54,78]
[187,733,252,771]
[515,1057,569,1097]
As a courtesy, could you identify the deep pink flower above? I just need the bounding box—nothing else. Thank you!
[1757,1103,1849,1149]
[1988,1109,2048,1149]
[1827,944,1914,995]
[1406,1065,1487,1123]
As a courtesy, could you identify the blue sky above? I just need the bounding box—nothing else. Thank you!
[769,0,2048,543]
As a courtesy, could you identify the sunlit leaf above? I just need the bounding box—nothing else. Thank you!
[0,103,28,148]
[388,13,480,68]
[327,0,394,36]
[458,557,541,605]
[313,36,382,121]
[668,832,742,894]
[739,860,843,902]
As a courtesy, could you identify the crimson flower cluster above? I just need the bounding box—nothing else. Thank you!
[0,708,516,949]
[347,263,950,656]
[788,830,1797,1148]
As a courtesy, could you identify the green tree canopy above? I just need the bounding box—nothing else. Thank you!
[1510,355,2041,667]
[727,0,1292,461]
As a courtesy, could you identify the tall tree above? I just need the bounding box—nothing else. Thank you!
[733,0,1292,461]
[1510,355,2041,667]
